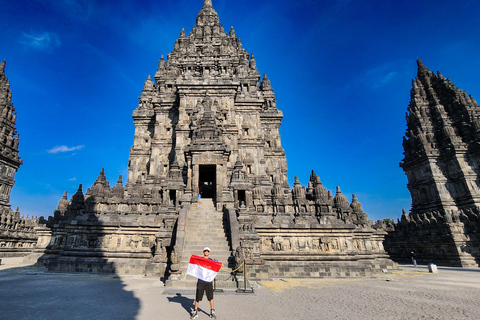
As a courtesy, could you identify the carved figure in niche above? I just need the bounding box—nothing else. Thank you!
[313,238,320,250]
[263,238,272,251]
[297,238,306,250]
[235,245,245,265]
[283,238,291,251]
[331,239,339,250]
[273,236,283,251]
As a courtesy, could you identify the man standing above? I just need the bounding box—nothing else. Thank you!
[191,247,217,319]
[410,251,417,267]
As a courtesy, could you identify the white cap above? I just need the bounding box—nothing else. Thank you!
[203,247,211,252]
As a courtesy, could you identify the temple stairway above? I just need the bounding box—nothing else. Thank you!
[172,198,232,287]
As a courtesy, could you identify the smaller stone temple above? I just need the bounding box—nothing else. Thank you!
[0,61,41,256]
[384,60,480,267]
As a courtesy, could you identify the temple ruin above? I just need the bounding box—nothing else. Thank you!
[384,60,480,267]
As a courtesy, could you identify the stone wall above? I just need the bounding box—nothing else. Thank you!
[0,207,42,257]
[383,209,480,267]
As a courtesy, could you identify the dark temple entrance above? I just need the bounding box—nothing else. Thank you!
[199,165,216,199]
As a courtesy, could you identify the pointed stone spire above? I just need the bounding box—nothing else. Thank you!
[260,74,272,91]
[416,59,429,78]
[158,55,166,69]
[0,59,22,211]
[350,194,363,212]
[334,186,349,208]
[143,75,155,92]
[196,0,219,27]
[71,184,86,210]
[249,54,257,70]
[292,176,305,200]
[57,191,69,211]
[313,176,328,203]
[112,175,125,198]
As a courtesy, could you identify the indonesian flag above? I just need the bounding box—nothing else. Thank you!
[186,255,222,282]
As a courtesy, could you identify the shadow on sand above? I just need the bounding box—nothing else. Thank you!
[0,263,140,320]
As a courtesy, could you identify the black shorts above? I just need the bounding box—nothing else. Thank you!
[195,282,214,302]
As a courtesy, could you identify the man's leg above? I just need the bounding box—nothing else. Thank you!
[191,302,199,320]
[206,282,216,319]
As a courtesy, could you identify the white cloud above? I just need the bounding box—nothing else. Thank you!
[47,145,85,154]
[381,71,398,84]
[68,177,77,181]
[20,32,61,50]
[364,60,411,89]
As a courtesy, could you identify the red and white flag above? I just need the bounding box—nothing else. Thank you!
[186,255,222,282]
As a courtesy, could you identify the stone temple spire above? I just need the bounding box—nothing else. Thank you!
[401,60,480,216]
[0,60,22,211]
[196,0,219,27]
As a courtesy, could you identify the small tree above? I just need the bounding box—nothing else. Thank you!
[383,218,395,225]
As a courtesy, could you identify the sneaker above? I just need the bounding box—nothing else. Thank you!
[210,309,217,319]
[190,310,198,319]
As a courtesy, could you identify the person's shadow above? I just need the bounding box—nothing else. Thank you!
[167,293,194,314]
[167,293,210,316]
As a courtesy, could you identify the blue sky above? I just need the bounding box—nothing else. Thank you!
[1,0,480,222]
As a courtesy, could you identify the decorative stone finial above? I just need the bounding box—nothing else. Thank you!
[350,194,363,212]
[249,54,256,70]
[260,74,272,91]
[416,59,430,79]
[143,75,155,91]
[57,191,69,211]
[334,186,349,208]
[203,0,213,8]
[197,0,219,27]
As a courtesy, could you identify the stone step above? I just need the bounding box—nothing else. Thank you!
[184,242,228,247]
[185,216,224,221]
[183,244,229,250]
[185,218,224,223]
[184,233,226,239]
[171,199,233,288]
[184,225,225,229]
[180,251,230,261]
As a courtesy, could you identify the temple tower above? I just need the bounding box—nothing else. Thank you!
[387,60,480,267]
[0,61,22,213]
[127,0,287,208]
[401,59,480,215]
[36,0,395,279]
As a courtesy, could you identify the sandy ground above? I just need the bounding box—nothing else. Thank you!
[1,257,479,320]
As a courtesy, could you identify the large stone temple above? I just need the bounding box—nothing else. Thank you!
[384,60,480,267]
[20,0,396,280]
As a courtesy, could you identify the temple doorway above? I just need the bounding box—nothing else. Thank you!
[199,165,216,198]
